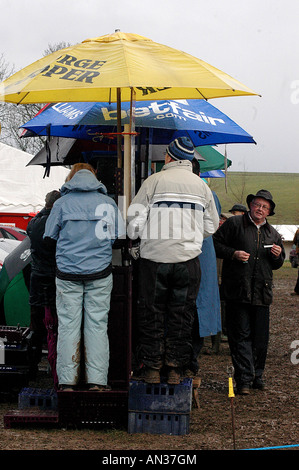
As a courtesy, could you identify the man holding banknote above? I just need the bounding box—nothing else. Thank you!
[213,190,285,395]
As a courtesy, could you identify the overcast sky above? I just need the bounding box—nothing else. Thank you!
[1,0,299,173]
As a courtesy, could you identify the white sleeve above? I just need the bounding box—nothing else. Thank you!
[203,191,220,238]
[126,180,152,240]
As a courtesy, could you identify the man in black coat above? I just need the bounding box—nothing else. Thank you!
[26,190,61,376]
[213,190,285,395]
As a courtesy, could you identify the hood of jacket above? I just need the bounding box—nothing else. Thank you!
[60,169,107,196]
[161,159,193,172]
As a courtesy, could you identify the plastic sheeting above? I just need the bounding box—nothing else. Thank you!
[0,143,69,213]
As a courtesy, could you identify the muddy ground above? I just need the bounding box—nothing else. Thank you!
[0,273,298,452]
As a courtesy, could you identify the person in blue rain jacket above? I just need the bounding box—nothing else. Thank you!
[44,163,125,391]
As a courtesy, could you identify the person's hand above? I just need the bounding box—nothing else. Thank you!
[233,250,250,262]
[271,244,282,258]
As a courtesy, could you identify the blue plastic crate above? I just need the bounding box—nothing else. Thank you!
[128,410,190,435]
[128,378,192,413]
[18,387,57,410]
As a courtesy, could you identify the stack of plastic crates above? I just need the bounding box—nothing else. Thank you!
[128,378,193,435]
[57,265,132,429]
[4,387,59,428]
[18,387,58,410]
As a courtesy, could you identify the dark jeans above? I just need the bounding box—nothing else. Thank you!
[136,256,201,370]
[225,301,270,387]
[295,269,299,294]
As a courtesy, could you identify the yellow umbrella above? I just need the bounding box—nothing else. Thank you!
[0,31,258,104]
[0,31,259,201]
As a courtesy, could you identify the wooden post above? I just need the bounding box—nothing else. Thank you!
[123,123,131,211]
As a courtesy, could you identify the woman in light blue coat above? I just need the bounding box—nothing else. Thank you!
[44,163,125,391]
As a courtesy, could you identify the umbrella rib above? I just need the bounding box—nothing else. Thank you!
[195,88,208,100]
[119,36,133,85]
[17,92,30,105]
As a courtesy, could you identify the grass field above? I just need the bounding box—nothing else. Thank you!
[273,260,297,280]
[208,172,299,225]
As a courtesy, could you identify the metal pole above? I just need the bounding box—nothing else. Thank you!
[117,87,122,169]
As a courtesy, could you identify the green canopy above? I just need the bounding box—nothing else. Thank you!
[2,271,31,326]
[155,145,232,173]
[195,146,232,172]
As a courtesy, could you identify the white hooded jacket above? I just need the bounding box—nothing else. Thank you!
[127,160,219,263]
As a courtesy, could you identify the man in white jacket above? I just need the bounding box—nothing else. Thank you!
[127,137,219,384]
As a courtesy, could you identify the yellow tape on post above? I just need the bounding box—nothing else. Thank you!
[228,376,235,398]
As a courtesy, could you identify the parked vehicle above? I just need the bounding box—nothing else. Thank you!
[0,225,27,241]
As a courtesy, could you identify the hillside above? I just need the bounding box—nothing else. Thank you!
[208,172,299,225]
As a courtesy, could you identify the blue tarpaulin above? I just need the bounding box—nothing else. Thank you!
[201,170,225,178]
[196,191,222,337]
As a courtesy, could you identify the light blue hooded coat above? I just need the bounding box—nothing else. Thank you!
[44,169,125,275]
[44,169,125,386]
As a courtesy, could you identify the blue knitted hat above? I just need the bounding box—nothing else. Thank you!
[167,137,195,161]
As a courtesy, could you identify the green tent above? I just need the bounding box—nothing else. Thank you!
[154,145,232,173]
[195,146,232,172]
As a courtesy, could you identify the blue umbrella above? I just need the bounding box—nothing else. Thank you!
[21,99,255,147]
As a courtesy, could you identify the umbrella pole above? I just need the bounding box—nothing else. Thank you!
[124,124,131,207]
[224,145,228,193]
[117,87,122,169]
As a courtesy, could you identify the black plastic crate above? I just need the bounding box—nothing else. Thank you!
[128,378,193,413]
[3,343,31,366]
[0,365,30,391]
[128,410,190,435]
[57,390,128,429]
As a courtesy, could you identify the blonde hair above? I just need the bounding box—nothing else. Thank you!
[65,163,96,182]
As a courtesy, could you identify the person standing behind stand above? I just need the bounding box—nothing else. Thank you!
[228,204,247,216]
[26,190,61,380]
[127,137,219,385]
[190,159,221,371]
[44,163,125,391]
[213,189,285,395]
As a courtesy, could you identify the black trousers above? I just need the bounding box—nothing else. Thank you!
[29,272,56,368]
[225,301,270,387]
[136,256,201,370]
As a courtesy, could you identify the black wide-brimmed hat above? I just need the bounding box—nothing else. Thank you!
[246,189,275,216]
